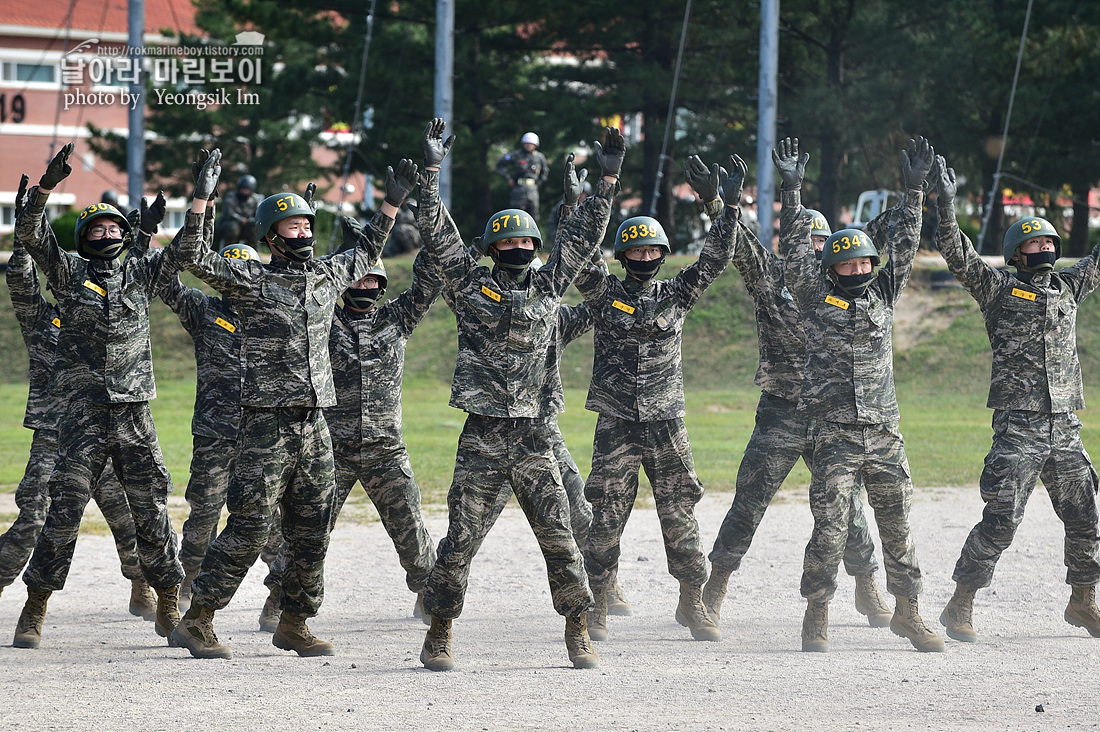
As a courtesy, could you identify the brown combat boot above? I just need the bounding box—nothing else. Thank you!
[1064,585,1100,637]
[891,595,946,652]
[853,572,893,628]
[413,592,430,626]
[258,586,281,633]
[421,616,454,671]
[154,584,182,644]
[702,565,733,623]
[565,615,600,669]
[801,599,829,652]
[13,588,51,649]
[177,567,199,613]
[675,581,721,641]
[607,578,633,617]
[171,604,233,659]
[587,585,609,642]
[129,579,158,622]
[939,583,978,642]
[273,611,336,657]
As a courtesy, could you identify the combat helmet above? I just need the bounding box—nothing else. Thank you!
[614,216,670,282]
[1003,216,1061,266]
[218,243,261,262]
[473,209,543,256]
[821,228,879,272]
[804,209,832,239]
[74,201,132,259]
[256,192,315,261]
[344,259,388,310]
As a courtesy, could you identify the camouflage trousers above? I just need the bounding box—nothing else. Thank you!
[23,401,183,592]
[423,414,591,620]
[0,429,142,588]
[709,392,879,576]
[584,414,708,590]
[801,420,922,601]
[192,407,334,617]
[953,410,1100,589]
[509,182,541,219]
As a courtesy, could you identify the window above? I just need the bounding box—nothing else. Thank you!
[1,205,13,227]
[2,61,56,84]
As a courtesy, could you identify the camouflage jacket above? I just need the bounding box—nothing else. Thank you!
[783,187,922,424]
[538,300,596,417]
[325,246,443,445]
[495,148,549,186]
[218,189,262,227]
[7,235,63,430]
[172,208,391,409]
[732,206,807,402]
[936,210,1100,413]
[575,205,740,422]
[16,188,172,404]
[418,169,613,417]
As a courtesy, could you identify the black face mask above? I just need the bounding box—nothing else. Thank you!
[271,234,315,261]
[814,248,824,261]
[493,246,536,272]
[81,237,125,260]
[237,191,251,202]
[834,271,875,297]
[623,257,663,281]
[1020,250,1056,273]
[344,287,383,311]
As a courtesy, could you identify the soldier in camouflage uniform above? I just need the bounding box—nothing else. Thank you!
[417,119,622,671]
[1,175,155,623]
[932,156,1100,641]
[169,149,406,660]
[576,155,746,644]
[702,195,892,628]
[13,144,185,649]
[776,136,943,653]
[214,174,262,248]
[495,131,550,219]
[267,235,443,624]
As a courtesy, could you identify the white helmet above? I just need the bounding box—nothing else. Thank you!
[521,132,539,146]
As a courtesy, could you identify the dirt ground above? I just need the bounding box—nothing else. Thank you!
[0,485,1097,732]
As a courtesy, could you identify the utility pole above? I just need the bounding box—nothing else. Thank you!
[127,0,144,209]
[434,0,454,208]
[756,0,779,247]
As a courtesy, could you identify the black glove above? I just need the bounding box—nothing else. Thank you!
[563,152,588,206]
[14,174,29,216]
[40,142,75,190]
[722,154,748,205]
[384,159,419,208]
[685,155,720,203]
[341,215,364,251]
[594,127,626,179]
[901,136,934,190]
[194,148,222,201]
[423,118,455,168]
[140,191,167,234]
[772,137,808,191]
[933,154,956,208]
[303,181,317,212]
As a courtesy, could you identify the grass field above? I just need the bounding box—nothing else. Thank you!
[3,252,1100,511]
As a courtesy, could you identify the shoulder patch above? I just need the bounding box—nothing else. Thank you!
[83,280,107,297]
[612,300,636,315]
[214,317,237,333]
[481,285,502,302]
[1010,287,1037,302]
[825,294,850,310]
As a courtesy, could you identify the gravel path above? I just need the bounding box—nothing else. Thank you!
[1,486,1097,731]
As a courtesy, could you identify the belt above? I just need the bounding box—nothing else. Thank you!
[516,179,537,186]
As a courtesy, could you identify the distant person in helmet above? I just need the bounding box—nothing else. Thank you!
[777,136,944,654]
[169,148,413,660]
[2,173,154,626]
[214,173,262,248]
[495,130,550,219]
[11,143,185,650]
[703,194,890,630]
[933,155,1100,643]
[574,154,742,645]
[416,119,622,672]
[266,231,444,626]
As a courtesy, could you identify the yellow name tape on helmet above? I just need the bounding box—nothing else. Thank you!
[829,232,870,254]
[490,212,534,233]
[620,222,660,244]
[78,202,116,221]
[273,194,308,212]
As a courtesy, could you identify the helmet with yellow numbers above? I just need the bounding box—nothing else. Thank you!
[804,209,832,239]
[820,228,879,272]
[218,243,261,262]
[473,208,543,255]
[74,202,131,259]
[1002,217,1061,265]
[613,216,671,257]
[255,193,315,243]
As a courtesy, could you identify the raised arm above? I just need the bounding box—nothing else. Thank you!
[930,155,1001,304]
[388,243,444,334]
[6,175,52,334]
[773,138,820,305]
[417,118,477,285]
[871,136,932,305]
[15,144,78,290]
